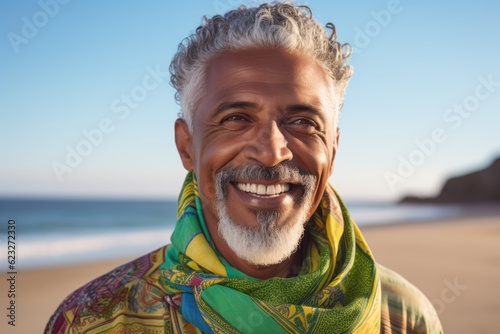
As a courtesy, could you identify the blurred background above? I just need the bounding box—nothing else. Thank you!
[2,0,499,267]
[1,1,499,333]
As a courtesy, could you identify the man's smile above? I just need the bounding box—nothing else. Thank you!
[228,180,300,211]
[236,182,291,196]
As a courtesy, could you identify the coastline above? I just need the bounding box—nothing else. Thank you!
[1,215,498,333]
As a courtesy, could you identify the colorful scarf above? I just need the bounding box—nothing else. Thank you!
[160,172,381,333]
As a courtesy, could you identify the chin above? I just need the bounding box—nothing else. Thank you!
[213,164,317,266]
[218,209,307,266]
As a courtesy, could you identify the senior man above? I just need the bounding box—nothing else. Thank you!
[46,3,443,333]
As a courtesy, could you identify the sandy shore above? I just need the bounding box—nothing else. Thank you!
[1,215,499,333]
[363,215,500,333]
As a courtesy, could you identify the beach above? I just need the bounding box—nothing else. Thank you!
[364,215,500,333]
[2,215,499,333]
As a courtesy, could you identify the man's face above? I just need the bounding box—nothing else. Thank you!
[175,48,339,265]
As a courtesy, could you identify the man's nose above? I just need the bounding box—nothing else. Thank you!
[244,121,293,166]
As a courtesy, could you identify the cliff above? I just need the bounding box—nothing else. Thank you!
[400,157,500,204]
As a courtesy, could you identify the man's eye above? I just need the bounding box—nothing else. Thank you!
[291,118,317,127]
[222,115,248,123]
[287,118,318,134]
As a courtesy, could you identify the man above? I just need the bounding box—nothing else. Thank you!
[46,3,443,333]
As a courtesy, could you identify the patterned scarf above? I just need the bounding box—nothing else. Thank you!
[160,172,381,333]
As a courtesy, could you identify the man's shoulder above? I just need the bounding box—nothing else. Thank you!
[45,245,171,334]
[378,264,443,334]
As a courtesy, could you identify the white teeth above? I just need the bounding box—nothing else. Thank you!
[237,182,291,196]
[266,185,275,195]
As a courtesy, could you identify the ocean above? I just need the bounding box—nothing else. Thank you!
[0,198,463,270]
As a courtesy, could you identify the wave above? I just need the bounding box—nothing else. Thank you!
[0,199,465,270]
[0,227,174,270]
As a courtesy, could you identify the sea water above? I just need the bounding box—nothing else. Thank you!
[0,198,462,269]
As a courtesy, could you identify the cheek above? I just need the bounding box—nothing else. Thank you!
[290,138,332,176]
[195,135,246,171]
[289,139,333,209]
[193,135,247,200]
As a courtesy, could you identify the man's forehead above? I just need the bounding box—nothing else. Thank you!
[202,47,335,104]
[206,47,329,80]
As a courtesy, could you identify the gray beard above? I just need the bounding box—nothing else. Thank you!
[214,164,316,266]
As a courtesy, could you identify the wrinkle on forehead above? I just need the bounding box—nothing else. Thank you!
[207,48,331,84]
[200,48,336,112]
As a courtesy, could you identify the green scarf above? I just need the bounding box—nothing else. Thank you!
[160,172,381,333]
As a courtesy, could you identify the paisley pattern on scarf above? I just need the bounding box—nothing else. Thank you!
[45,248,170,333]
[45,172,443,333]
[160,172,381,334]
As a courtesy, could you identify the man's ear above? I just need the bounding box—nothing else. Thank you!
[329,127,340,176]
[174,118,195,171]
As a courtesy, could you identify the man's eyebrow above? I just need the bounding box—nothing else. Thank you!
[212,102,327,121]
[286,104,326,121]
[212,101,258,117]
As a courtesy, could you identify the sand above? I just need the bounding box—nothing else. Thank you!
[363,215,500,333]
[1,215,499,333]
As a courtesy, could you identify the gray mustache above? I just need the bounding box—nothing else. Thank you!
[216,164,317,197]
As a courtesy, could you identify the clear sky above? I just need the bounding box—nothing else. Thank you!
[1,0,499,201]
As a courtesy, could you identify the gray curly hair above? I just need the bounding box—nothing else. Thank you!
[169,2,353,131]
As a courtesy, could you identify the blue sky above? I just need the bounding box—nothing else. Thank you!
[1,0,499,201]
